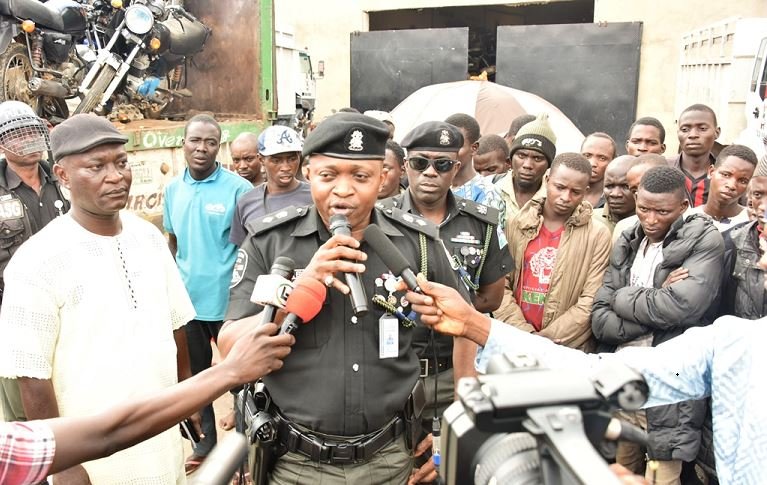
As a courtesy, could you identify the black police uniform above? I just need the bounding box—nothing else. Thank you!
[378,190,513,422]
[226,205,465,481]
[0,159,69,423]
[226,112,468,484]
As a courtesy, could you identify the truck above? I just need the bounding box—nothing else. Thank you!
[112,0,315,229]
[675,17,767,158]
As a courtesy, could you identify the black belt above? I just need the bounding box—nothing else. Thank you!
[419,357,452,377]
[276,414,405,465]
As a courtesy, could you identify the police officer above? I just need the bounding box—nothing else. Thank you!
[0,101,69,422]
[379,121,514,484]
[220,113,466,484]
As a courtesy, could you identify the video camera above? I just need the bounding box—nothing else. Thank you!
[440,352,649,485]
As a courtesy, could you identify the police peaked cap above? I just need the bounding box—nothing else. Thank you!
[303,113,389,160]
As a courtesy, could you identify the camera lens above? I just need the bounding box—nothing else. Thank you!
[472,433,541,485]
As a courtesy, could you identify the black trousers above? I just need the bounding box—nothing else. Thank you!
[185,319,223,457]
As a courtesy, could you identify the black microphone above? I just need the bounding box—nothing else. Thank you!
[605,418,648,446]
[329,214,368,316]
[251,257,295,325]
[363,223,423,294]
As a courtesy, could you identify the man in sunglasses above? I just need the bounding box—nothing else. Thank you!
[378,120,513,484]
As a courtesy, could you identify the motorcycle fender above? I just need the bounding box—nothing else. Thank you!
[0,18,19,53]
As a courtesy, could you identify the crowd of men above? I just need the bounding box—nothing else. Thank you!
[0,95,764,485]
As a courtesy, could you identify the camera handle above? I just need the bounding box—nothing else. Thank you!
[524,406,623,485]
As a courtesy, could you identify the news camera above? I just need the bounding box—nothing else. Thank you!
[440,352,649,485]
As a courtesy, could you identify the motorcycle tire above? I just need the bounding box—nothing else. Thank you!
[74,65,117,115]
[0,43,34,105]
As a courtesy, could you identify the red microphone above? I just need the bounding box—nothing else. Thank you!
[278,277,327,335]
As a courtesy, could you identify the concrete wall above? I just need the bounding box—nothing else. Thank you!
[594,0,767,152]
[283,0,767,151]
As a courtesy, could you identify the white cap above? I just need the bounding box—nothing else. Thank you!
[258,125,303,156]
[363,110,394,126]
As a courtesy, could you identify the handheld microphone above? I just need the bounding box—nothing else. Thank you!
[189,432,248,485]
[363,223,423,294]
[329,214,368,316]
[279,278,327,335]
[250,257,296,325]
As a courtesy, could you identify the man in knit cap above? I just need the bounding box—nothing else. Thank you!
[494,113,557,226]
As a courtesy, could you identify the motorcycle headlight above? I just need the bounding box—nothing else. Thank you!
[124,5,154,35]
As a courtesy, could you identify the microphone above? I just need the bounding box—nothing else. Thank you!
[189,432,248,485]
[363,224,422,294]
[250,257,296,325]
[604,418,648,446]
[279,278,327,335]
[329,214,368,316]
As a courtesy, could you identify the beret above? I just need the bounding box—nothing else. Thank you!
[302,113,388,160]
[400,121,463,153]
[51,114,128,162]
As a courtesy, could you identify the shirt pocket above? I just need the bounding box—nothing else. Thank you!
[0,215,26,250]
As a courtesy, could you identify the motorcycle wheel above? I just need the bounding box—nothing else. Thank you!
[74,65,116,115]
[0,43,69,121]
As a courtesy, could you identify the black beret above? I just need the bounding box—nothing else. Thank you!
[400,121,463,153]
[51,113,128,162]
[302,113,389,160]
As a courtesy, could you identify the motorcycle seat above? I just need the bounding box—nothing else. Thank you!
[1,0,84,34]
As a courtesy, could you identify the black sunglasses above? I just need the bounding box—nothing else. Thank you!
[408,156,456,173]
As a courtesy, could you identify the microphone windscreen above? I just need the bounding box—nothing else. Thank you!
[283,278,327,322]
[363,224,410,275]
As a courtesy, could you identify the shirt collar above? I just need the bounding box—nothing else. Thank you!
[291,205,404,238]
[183,162,221,184]
[5,163,50,190]
[399,188,459,226]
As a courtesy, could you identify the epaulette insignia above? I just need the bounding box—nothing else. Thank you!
[378,206,439,240]
[458,199,499,226]
[245,205,309,236]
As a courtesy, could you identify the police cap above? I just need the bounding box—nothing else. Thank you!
[400,121,463,153]
[302,112,389,160]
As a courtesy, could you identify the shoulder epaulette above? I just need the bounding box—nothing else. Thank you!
[375,197,398,211]
[377,205,439,240]
[457,198,500,226]
[245,205,311,236]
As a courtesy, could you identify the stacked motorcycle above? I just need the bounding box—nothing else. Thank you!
[0,0,210,123]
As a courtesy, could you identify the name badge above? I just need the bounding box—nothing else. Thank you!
[0,199,23,220]
[379,313,399,359]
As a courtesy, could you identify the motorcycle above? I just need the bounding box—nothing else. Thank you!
[76,0,211,119]
[0,0,209,122]
[0,0,89,121]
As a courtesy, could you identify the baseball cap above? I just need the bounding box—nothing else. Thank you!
[258,125,303,156]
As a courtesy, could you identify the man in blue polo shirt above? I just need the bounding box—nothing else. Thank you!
[162,114,252,473]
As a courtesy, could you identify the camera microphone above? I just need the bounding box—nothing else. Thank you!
[279,277,327,335]
[250,256,296,325]
[363,223,422,293]
[329,214,368,316]
[605,418,648,446]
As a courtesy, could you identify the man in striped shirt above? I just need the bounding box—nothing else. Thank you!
[668,104,720,207]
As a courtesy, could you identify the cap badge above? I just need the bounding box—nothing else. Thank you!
[439,129,451,146]
[348,130,364,152]
[521,137,543,148]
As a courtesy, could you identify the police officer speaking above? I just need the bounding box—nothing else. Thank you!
[0,101,69,423]
[379,121,514,484]
[218,112,467,484]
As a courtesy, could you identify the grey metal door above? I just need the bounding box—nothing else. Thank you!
[350,28,469,113]
[496,23,643,153]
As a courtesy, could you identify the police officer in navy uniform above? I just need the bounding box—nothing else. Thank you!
[0,101,69,424]
[221,113,467,484]
[378,121,514,483]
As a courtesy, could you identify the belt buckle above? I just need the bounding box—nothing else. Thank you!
[419,358,429,378]
[328,442,356,464]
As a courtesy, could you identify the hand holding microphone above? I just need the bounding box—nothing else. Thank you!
[250,257,296,325]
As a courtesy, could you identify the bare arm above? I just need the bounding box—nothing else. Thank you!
[46,323,293,474]
[167,233,177,259]
[18,377,58,420]
[174,327,192,382]
[473,277,506,313]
